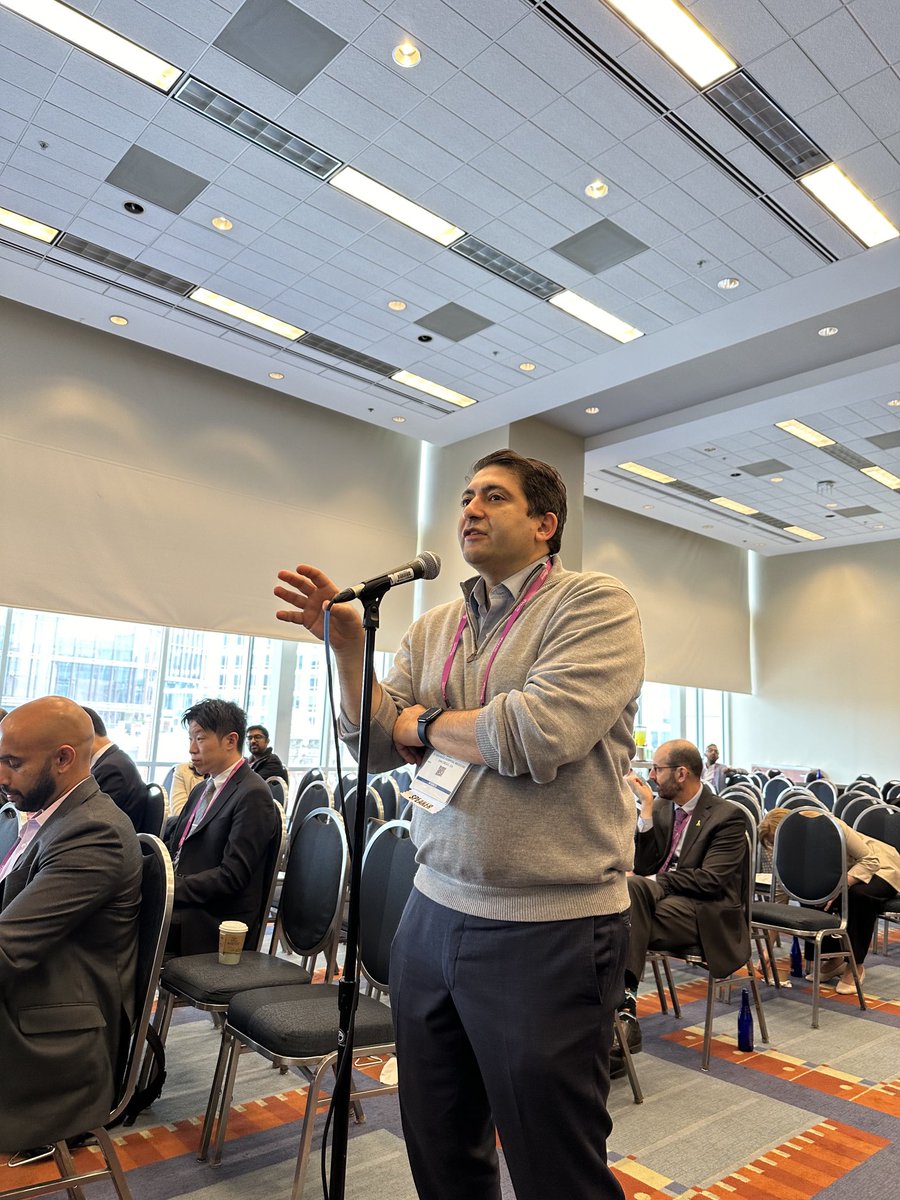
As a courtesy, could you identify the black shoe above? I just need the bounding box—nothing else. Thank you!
[609,1012,643,1079]
[7,1147,54,1167]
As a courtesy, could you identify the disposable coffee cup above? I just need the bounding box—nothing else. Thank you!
[218,920,248,965]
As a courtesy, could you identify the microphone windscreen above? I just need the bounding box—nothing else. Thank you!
[419,551,441,580]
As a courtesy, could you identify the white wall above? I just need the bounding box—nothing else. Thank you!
[732,542,900,781]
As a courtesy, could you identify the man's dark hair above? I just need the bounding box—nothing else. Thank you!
[182,699,247,749]
[82,706,107,737]
[470,448,567,556]
[248,724,269,741]
[667,741,704,778]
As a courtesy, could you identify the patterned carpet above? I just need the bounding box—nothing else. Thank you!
[3,942,899,1200]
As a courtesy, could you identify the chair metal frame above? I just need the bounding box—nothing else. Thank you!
[0,836,174,1200]
[267,775,289,809]
[144,783,167,836]
[647,805,768,1071]
[839,795,883,829]
[761,776,792,811]
[778,792,828,812]
[852,805,900,954]
[808,777,837,809]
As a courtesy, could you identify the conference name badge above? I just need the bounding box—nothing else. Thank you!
[402,751,469,813]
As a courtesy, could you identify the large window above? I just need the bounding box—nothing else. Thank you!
[636,682,730,761]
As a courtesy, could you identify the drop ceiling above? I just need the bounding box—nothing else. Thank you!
[1,0,898,556]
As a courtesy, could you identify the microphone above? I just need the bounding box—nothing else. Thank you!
[330,551,441,604]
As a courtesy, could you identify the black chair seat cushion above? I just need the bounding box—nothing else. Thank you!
[228,983,394,1059]
[752,902,840,933]
[162,952,311,1005]
[650,943,704,960]
[884,898,900,914]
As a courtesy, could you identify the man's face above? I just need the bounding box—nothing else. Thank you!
[650,757,683,802]
[247,729,269,758]
[706,745,719,764]
[458,465,554,586]
[188,721,236,778]
[0,729,60,813]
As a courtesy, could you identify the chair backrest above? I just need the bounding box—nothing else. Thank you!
[267,776,288,808]
[881,778,900,801]
[359,819,417,993]
[840,795,882,829]
[289,779,335,840]
[771,810,847,908]
[779,793,827,813]
[342,783,385,851]
[370,774,401,823]
[762,775,792,810]
[721,799,757,926]
[853,804,900,851]
[111,835,174,1123]
[750,771,768,791]
[400,799,414,821]
[253,798,287,950]
[391,767,412,795]
[851,779,881,799]
[855,773,878,787]
[0,801,20,858]
[277,807,349,961]
[293,766,324,802]
[719,787,761,824]
[886,783,900,806]
[807,777,836,809]
[162,766,176,810]
[833,789,868,821]
[143,784,167,836]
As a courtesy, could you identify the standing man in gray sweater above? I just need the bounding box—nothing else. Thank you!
[275,449,644,1200]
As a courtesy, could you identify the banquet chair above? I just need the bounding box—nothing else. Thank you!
[201,820,417,1197]
[647,802,768,1071]
[807,778,836,809]
[0,835,173,1200]
[779,792,827,812]
[143,783,167,836]
[762,776,792,811]
[752,810,865,1028]
[267,776,289,808]
[840,795,883,829]
[852,805,900,954]
[0,801,19,859]
[369,773,401,822]
[719,785,762,824]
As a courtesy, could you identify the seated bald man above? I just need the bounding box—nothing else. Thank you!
[0,697,143,1156]
[612,739,750,1073]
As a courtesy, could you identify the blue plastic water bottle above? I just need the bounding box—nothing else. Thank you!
[790,936,803,978]
[737,988,754,1052]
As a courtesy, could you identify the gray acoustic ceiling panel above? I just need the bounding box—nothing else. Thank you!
[214,0,347,94]
[867,430,900,450]
[106,147,209,214]
[737,458,793,476]
[552,219,649,274]
[416,303,494,342]
[836,505,880,517]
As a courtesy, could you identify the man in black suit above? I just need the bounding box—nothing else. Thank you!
[0,697,142,1152]
[612,739,749,1071]
[164,699,279,956]
[246,724,289,784]
[84,706,149,833]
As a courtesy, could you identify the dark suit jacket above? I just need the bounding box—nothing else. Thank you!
[248,749,289,784]
[0,778,142,1149]
[634,785,750,978]
[92,744,149,833]
[164,762,278,956]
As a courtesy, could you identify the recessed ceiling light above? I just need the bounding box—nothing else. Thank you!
[784,525,825,541]
[391,370,476,408]
[392,40,421,69]
[617,461,676,484]
[330,166,464,247]
[888,398,900,408]
[585,178,609,199]
[2,0,183,92]
[109,315,128,326]
[211,215,233,231]
[717,277,740,290]
[388,299,407,311]
[861,465,900,490]
[800,163,899,248]
[519,362,536,372]
[642,504,654,510]
[585,406,600,414]
[392,415,406,423]
[189,288,305,340]
[702,524,714,529]
[0,204,59,243]
[123,200,143,214]
[873,523,885,530]
[549,290,643,343]
[818,326,838,337]
[775,419,835,448]
[710,496,759,515]
[268,371,284,380]
[769,476,783,483]
[824,502,839,509]
[602,0,737,87]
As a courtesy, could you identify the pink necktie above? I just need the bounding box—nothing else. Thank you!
[660,806,690,873]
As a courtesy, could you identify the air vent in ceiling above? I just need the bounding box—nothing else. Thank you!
[57,234,195,295]
[749,512,790,530]
[738,458,792,477]
[836,505,880,518]
[867,430,900,451]
[175,78,342,179]
[451,235,562,299]
[821,443,873,470]
[297,333,396,376]
[705,72,830,179]
[668,480,718,501]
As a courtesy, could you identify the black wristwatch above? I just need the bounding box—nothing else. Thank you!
[417,706,443,749]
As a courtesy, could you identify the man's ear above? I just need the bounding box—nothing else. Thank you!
[535,512,558,544]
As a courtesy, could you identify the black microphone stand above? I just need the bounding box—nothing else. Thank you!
[328,584,387,1200]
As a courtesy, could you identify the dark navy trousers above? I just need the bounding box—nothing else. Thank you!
[390,890,629,1200]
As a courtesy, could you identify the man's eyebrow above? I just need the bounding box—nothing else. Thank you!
[463,481,512,496]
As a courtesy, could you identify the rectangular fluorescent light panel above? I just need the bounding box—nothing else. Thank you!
[451,235,562,300]
[861,465,900,490]
[189,288,305,340]
[784,526,824,541]
[603,0,737,87]
[617,462,676,484]
[549,290,643,343]
[0,205,59,243]
[710,496,759,515]
[330,167,464,247]
[800,164,899,248]
[775,419,835,448]
[2,0,182,92]
[706,72,829,178]
[391,370,476,408]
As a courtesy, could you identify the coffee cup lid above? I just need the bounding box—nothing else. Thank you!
[219,920,249,933]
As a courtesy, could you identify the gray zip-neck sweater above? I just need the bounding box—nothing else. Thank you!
[344,559,645,922]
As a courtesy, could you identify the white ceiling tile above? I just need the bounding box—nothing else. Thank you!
[135,0,232,41]
[597,262,658,301]
[232,247,306,287]
[64,214,148,259]
[210,165,300,217]
[376,124,463,185]
[268,98,364,166]
[550,0,639,56]
[842,142,900,197]
[37,260,108,293]
[326,46,422,118]
[625,122,707,181]
[432,73,523,139]
[642,185,714,233]
[721,202,793,250]
[796,93,878,158]
[0,168,84,218]
[873,183,900,222]
[45,77,150,141]
[500,201,572,249]
[386,0,492,66]
[679,163,750,214]
[0,110,26,149]
[641,290,703,324]
[329,248,393,289]
[692,217,755,260]
[351,20,458,95]
[0,44,55,99]
[301,73,395,143]
[729,249,790,289]
[135,125,227,184]
[467,44,558,119]
[629,250,689,290]
[217,262,286,303]
[0,11,70,72]
[62,49,166,120]
[92,0,208,66]
[726,142,793,192]
[593,143,668,198]
[530,183,611,235]
[615,42,697,109]
[32,102,131,161]
[531,96,618,162]
[442,164,517,219]
[667,277,726,314]
[764,235,825,275]
[674,96,745,154]
[565,73,656,142]
[808,218,866,259]
[473,275,540,313]
[190,47,297,121]
[443,0,525,39]
[656,231,717,271]
[500,122,583,184]
[498,17,595,91]
[613,201,679,245]
[796,9,886,91]
[7,146,96,198]
[847,0,900,64]
[351,143,445,199]
[469,145,549,200]
[749,40,836,113]
[844,69,900,140]
[692,0,790,60]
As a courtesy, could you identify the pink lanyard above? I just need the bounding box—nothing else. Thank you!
[441,559,553,708]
